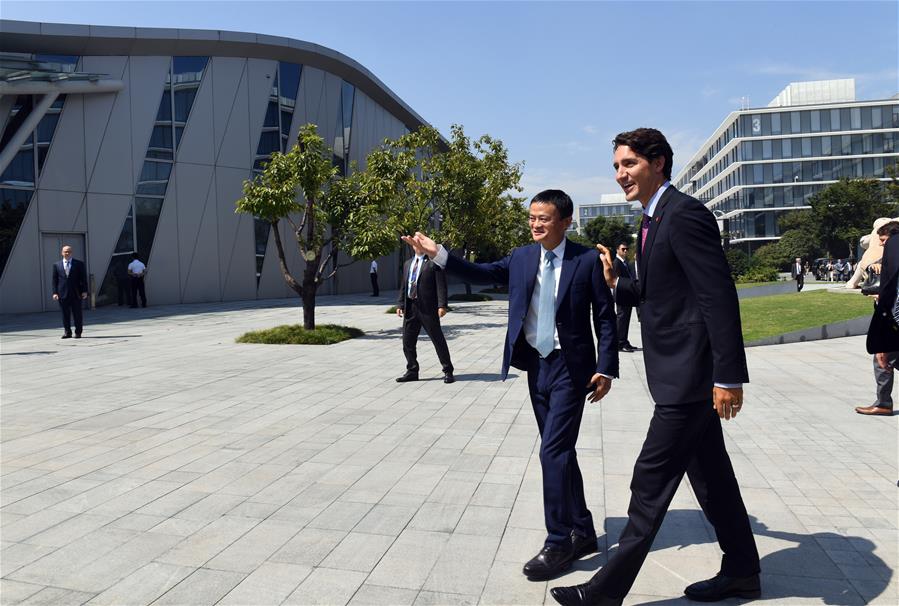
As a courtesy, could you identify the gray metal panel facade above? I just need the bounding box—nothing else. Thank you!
[0,21,433,313]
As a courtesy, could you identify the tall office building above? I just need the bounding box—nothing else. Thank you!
[576,193,640,234]
[673,79,899,252]
[0,20,434,314]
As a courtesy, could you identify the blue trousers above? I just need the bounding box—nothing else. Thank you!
[526,348,595,547]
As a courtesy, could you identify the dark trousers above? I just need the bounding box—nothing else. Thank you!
[402,301,453,373]
[116,278,131,306]
[130,276,147,307]
[874,352,899,407]
[59,296,84,335]
[370,272,379,296]
[590,400,759,599]
[526,348,594,547]
[616,303,633,347]
[795,275,804,291]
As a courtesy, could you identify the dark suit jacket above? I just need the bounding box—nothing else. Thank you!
[52,258,88,301]
[443,240,618,388]
[397,256,448,314]
[867,236,899,354]
[616,187,748,405]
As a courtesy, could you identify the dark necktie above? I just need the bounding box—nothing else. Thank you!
[409,257,421,299]
[640,214,651,254]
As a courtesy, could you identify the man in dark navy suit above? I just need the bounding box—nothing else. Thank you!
[52,245,88,339]
[613,242,637,352]
[552,129,760,606]
[404,189,619,581]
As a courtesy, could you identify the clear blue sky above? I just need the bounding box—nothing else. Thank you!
[6,1,897,204]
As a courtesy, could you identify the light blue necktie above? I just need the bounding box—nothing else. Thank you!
[536,250,556,357]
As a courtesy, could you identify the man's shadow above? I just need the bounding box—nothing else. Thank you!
[572,511,891,604]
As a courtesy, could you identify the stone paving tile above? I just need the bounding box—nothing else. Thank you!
[151,568,246,605]
[15,586,96,605]
[2,297,897,605]
[84,562,195,605]
[217,561,311,606]
[283,567,367,606]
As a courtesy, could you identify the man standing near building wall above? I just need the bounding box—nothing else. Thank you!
[51,245,88,339]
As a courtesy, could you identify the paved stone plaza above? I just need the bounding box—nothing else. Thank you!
[1,292,896,605]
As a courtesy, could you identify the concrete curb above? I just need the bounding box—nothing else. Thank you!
[746,314,871,347]
[737,282,796,299]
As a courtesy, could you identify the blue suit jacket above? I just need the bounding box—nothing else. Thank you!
[444,239,619,388]
[52,258,88,301]
[616,186,748,405]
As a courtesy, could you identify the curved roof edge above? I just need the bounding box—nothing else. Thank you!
[0,19,433,135]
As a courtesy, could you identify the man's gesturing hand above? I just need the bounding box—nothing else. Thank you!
[587,374,612,403]
[594,244,617,289]
[400,232,438,258]
[713,386,744,420]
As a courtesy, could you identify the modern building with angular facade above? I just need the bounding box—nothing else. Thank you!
[673,79,899,252]
[0,20,431,314]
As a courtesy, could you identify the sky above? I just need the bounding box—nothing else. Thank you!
[4,0,898,205]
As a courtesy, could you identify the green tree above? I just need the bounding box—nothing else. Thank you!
[583,215,634,249]
[725,248,750,280]
[807,178,898,258]
[235,124,394,329]
[752,241,790,271]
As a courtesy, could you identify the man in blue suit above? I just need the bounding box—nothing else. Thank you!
[552,129,759,606]
[404,189,619,581]
[52,245,88,339]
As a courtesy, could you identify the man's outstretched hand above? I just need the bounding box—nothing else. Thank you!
[401,232,438,258]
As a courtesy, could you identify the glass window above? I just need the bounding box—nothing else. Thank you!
[263,102,279,128]
[752,140,762,158]
[156,91,172,121]
[742,141,752,160]
[830,108,840,130]
[821,136,831,155]
[861,107,872,130]
[1,150,34,186]
[840,108,851,130]
[773,162,783,183]
[841,135,851,155]
[753,164,764,184]
[760,113,771,135]
[873,132,883,152]
[800,111,811,132]
[172,56,208,83]
[790,111,800,133]
[782,138,792,157]
[811,137,821,157]
[148,125,173,151]
[278,62,301,102]
[851,134,862,154]
[135,197,164,261]
[810,110,820,132]
[893,106,899,127]
[801,137,812,157]
[0,187,34,277]
[872,106,882,128]
[280,110,292,138]
[874,157,884,177]
[256,131,280,156]
[820,109,831,131]
[762,140,772,159]
[770,112,781,134]
[114,208,135,254]
[850,107,861,129]
[173,89,197,123]
[862,134,873,154]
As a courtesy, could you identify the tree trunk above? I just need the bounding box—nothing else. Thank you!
[301,285,316,330]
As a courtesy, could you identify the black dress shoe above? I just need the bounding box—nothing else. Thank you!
[522,544,574,581]
[618,344,636,352]
[74,334,81,339]
[395,372,419,383]
[571,532,598,559]
[684,573,761,602]
[443,373,455,384]
[61,333,72,339]
[550,584,622,606]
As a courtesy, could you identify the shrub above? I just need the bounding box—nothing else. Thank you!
[236,324,363,345]
[736,265,779,283]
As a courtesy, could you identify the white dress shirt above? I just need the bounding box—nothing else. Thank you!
[523,240,565,352]
[128,259,146,276]
[407,254,425,296]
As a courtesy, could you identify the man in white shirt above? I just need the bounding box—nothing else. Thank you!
[127,253,147,308]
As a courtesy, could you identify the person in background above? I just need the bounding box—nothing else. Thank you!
[127,252,147,308]
[369,259,379,297]
[791,257,805,292]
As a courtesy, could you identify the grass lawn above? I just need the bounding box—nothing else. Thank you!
[735,281,780,290]
[236,324,363,345]
[740,290,872,342]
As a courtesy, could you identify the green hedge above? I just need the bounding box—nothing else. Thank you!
[236,324,363,345]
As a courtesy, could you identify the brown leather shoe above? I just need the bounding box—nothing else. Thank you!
[855,405,894,416]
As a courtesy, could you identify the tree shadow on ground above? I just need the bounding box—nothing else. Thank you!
[570,511,891,605]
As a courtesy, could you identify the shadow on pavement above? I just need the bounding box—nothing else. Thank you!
[569,511,891,605]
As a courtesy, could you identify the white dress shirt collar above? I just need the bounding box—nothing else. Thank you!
[644,181,670,218]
